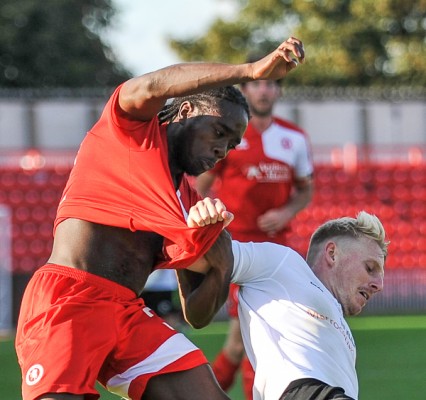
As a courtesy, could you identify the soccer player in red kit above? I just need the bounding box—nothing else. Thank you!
[15,38,306,400]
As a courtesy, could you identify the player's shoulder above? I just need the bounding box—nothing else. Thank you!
[272,116,307,136]
[234,241,297,264]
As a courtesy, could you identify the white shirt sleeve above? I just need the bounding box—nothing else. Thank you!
[231,240,290,285]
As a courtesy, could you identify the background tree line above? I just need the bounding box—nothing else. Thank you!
[0,0,130,88]
[0,0,425,88]
[170,0,426,87]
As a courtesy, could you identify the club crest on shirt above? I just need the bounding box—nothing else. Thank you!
[26,364,44,386]
[281,137,293,150]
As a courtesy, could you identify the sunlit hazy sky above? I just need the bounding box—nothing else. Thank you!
[105,0,237,76]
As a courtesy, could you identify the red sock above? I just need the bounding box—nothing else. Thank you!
[211,350,240,391]
[241,355,255,400]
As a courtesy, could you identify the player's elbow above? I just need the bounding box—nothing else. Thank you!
[183,307,214,329]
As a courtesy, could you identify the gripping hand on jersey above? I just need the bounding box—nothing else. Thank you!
[187,197,234,229]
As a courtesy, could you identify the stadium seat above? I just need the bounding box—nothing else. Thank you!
[2,161,425,273]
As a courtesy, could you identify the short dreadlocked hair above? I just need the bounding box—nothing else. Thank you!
[157,85,250,124]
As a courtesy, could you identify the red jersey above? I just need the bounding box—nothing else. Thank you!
[56,85,222,270]
[211,117,313,244]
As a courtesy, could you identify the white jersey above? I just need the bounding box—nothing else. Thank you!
[231,241,358,400]
[144,269,178,291]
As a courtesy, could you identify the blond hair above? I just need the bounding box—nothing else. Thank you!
[306,211,389,265]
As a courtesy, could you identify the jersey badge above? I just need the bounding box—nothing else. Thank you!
[281,137,293,150]
[26,364,44,386]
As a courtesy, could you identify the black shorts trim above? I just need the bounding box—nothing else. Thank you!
[280,378,355,400]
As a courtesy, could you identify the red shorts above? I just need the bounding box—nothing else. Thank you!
[227,283,240,318]
[15,265,207,400]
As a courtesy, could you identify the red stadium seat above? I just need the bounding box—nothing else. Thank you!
[2,161,425,274]
[0,171,16,188]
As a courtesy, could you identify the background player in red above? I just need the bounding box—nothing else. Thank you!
[197,53,314,399]
[15,38,306,400]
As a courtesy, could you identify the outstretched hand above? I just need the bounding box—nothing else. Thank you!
[187,197,234,229]
[251,36,305,81]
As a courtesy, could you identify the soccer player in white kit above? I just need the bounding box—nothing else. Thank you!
[191,210,387,400]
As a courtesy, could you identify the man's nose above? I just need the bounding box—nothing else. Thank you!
[257,80,274,92]
[214,143,227,159]
[370,275,384,293]
[258,81,270,92]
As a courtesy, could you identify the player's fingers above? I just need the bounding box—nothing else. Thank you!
[189,198,230,227]
[197,197,221,224]
[188,199,213,227]
[278,37,305,64]
[213,198,228,222]
[187,217,198,228]
[202,198,229,224]
[204,200,222,224]
[286,36,304,54]
[187,205,206,227]
[275,48,299,70]
[279,36,304,57]
[198,197,224,225]
[222,211,234,229]
[197,203,212,225]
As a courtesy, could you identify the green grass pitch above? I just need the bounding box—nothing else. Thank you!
[1,315,425,399]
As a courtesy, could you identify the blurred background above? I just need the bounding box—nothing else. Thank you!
[0,0,425,398]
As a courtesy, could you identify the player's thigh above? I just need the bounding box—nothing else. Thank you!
[142,364,230,400]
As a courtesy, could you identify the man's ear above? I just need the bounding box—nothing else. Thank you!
[325,241,336,267]
[177,100,196,122]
